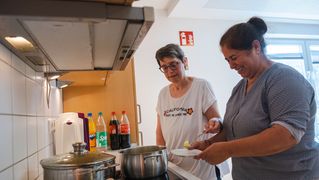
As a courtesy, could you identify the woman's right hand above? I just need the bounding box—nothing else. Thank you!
[188,140,210,151]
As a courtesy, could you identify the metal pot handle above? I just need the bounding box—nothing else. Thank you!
[94,163,120,172]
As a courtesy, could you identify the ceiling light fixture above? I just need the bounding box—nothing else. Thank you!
[4,36,35,52]
[45,72,65,80]
[56,80,72,89]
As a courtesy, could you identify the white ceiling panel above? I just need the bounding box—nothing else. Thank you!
[135,0,319,23]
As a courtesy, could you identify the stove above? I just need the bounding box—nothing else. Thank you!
[114,170,183,180]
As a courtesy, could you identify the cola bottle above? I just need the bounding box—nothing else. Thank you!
[120,111,131,149]
[109,112,120,150]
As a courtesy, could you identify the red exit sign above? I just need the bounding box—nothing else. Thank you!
[179,31,194,46]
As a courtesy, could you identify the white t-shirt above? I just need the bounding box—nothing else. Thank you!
[156,77,229,179]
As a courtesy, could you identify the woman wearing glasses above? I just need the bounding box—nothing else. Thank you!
[155,43,229,179]
[191,17,319,180]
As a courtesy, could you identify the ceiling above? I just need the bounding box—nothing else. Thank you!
[133,0,319,23]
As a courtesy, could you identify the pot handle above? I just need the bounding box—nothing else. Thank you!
[94,163,120,172]
[143,154,162,161]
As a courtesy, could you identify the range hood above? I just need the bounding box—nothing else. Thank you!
[0,0,154,72]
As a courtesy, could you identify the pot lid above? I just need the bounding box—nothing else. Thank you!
[40,142,115,169]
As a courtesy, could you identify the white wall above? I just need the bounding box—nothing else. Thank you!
[0,44,63,180]
[134,10,241,146]
[134,9,319,146]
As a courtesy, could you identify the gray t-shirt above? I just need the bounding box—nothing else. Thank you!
[224,63,319,180]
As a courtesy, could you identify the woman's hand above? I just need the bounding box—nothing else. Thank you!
[204,118,223,134]
[194,142,230,165]
[188,140,210,151]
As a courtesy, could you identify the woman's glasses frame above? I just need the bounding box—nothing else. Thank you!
[159,61,181,73]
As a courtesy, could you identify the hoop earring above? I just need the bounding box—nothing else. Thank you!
[185,65,189,70]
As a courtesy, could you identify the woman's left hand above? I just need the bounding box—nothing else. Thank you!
[204,118,222,134]
[194,142,230,165]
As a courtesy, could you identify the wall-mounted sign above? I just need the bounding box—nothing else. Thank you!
[179,31,194,46]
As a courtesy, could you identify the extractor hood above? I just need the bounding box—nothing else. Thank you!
[0,0,154,72]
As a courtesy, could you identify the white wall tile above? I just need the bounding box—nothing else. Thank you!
[50,88,63,117]
[0,167,13,180]
[26,78,37,116]
[37,174,43,180]
[0,61,12,114]
[37,117,46,150]
[0,44,63,180]
[35,72,44,85]
[13,159,28,180]
[49,144,54,157]
[13,116,27,163]
[11,54,26,75]
[36,82,46,116]
[0,115,13,171]
[12,69,26,115]
[43,81,51,116]
[27,117,38,155]
[26,65,36,81]
[28,153,38,180]
[38,147,51,175]
[44,118,50,147]
[0,43,11,65]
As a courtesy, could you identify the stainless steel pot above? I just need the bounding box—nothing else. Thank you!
[40,142,118,180]
[119,146,168,179]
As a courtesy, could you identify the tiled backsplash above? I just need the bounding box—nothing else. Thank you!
[0,44,62,180]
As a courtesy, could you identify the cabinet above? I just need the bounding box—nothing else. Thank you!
[60,60,138,144]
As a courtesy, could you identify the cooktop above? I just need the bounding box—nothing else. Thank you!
[114,170,183,180]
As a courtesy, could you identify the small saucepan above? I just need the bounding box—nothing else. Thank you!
[119,145,168,179]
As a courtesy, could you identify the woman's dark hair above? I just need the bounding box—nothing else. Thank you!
[155,43,185,66]
[220,17,267,52]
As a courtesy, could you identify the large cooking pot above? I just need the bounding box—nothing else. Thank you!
[40,142,118,180]
[119,146,168,179]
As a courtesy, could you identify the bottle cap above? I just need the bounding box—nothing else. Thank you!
[122,111,126,114]
[88,112,92,117]
[112,112,115,115]
[98,112,102,116]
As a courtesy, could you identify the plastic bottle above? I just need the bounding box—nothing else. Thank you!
[120,111,131,148]
[109,112,120,150]
[96,112,108,151]
[87,112,96,152]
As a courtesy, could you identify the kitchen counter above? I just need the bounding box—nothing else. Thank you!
[168,162,201,180]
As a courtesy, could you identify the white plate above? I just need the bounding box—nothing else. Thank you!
[171,149,202,157]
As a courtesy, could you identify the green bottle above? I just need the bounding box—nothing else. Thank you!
[96,112,107,151]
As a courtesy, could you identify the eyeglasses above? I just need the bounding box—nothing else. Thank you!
[159,61,180,73]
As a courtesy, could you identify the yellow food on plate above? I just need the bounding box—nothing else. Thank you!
[183,140,190,148]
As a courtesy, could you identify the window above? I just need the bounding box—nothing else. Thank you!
[266,39,319,142]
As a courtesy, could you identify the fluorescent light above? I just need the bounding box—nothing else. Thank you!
[44,72,65,81]
[49,75,60,80]
[59,84,69,88]
[56,80,72,89]
[4,36,35,52]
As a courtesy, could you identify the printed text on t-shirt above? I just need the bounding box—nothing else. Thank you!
[163,107,193,117]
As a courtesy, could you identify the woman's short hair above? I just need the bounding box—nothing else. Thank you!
[220,17,268,52]
[155,43,185,66]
